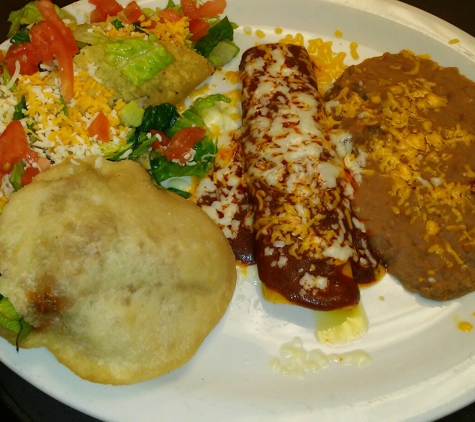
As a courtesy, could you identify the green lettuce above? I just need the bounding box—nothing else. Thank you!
[0,294,32,350]
[149,138,217,183]
[167,94,231,137]
[103,37,175,86]
[10,27,30,45]
[138,103,179,133]
[148,94,230,183]
[13,96,27,120]
[119,101,145,128]
[100,133,135,161]
[7,1,76,39]
[194,17,236,58]
[9,161,25,191]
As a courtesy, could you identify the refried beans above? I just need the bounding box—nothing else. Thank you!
[325,50,475,301]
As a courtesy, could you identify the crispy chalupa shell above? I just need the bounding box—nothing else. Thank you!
[74,41,214,107]
[0,158,236,385]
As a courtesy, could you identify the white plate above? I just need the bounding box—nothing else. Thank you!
[1,0,475,421]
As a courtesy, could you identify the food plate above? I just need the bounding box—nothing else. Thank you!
[1,0,475,420]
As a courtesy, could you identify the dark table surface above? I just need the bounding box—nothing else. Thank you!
[1,0,475,421]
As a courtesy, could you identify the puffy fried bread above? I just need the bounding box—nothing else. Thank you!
[0,157,236,385]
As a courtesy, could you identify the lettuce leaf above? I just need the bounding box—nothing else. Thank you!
[7,1,76,39]
[9,161,25,191]
[119,101,145,128]
[103,37,175,86]
[167,94,231,137]
[138,103,179,133]
[0,294,32,350]
[147,95,230,183]
[194,17,235,58]
[13,96,27,120]
[149,137,217,183]
[10,27,31,45]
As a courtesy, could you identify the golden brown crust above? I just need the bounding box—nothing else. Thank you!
[0,158,236,384]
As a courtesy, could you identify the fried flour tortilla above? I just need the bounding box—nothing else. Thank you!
[0,158,236,384]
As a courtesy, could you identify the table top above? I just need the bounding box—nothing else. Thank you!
[1,1,475,421]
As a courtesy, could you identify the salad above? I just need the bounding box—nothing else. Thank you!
[0,0,239,207]
[0,0,242,343]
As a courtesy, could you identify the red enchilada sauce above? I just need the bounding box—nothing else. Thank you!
[238,43,381,310]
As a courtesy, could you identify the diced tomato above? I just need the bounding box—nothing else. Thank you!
[88,0,124,22]
[30,20,75,102]
[5,43,41,76]
[0,50,5,75]
[158,8,183,23]
[21,167,40,186]
[122,1,144,23]
[37,0,78,54]
[55,43,75,103]
[150,130,171,149]
[0,121,29,177]
[180,0,226,19]
[25,149,39,165]
[87,112,110,142]
[166,127,206,163]
[37,157,52,171]
[90,8,107,23]
[29,22,55,64]
[32,0,78,103]
[188,18,209,41]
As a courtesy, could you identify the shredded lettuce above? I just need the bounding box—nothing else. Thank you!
[111,19,125,30]
[167,187,192,199]
[73,24,110,45]
[9,162,25,191]
[105,95,230,190]
[10,27,31,45]
[0,294,32,350]
[13,96,27,120]
[73,29,176,87]
[100,133,135,161]
[207,40,240,68]
[149,137,217,183]
[128,132,158,160]
[119,101,145,128]
[167,94,231,137]
[147,95,230,183]
[7,1,76,39]
[103,37,175,86]
[139,103,180,133]
[194,17,237,60]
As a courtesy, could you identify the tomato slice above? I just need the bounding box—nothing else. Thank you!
[30,21,75,102]
[21,167,40,186]
[180,0,226,19]
[166,127,206,163]
[33,0,78,103]
[188,18,209,41]
[0,50,5,75]
[122,1,144,23]
[90,8,107,23]
[0,121,29,177]
[5,43,41,76]
[150,130,171,149]
[37,0,78,54]
[88,0,124,22]
[30,21,58,64]
[158,8,183,23]
[87,112,110,142]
